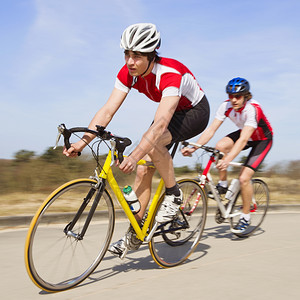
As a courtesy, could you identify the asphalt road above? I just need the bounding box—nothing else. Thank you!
[1,211,300,300]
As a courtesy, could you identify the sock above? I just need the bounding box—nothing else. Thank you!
[241,213,250,222]
[166,184,180,196]
[218,180,228,188]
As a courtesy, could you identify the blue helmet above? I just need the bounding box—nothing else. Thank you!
[226,77,250,94]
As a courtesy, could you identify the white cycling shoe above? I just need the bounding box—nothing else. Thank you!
[155,190,183,223]
[108,236,127,258]
[108,225,143,259]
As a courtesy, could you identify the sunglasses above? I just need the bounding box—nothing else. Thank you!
[229,94,243,100]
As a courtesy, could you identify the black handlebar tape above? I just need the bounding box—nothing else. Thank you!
[63,128,81,156]
[118,152,124,163]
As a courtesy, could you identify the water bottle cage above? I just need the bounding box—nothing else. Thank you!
[128,200,140,214]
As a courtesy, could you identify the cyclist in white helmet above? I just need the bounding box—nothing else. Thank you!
[63,23,210,257]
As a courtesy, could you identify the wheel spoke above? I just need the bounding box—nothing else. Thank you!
[149,179,207,267]
[25,180,115,292]
[230,179,269,237]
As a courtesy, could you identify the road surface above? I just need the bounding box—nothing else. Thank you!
[1,211,299,300]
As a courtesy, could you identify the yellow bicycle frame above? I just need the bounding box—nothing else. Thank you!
[99,150,165,241]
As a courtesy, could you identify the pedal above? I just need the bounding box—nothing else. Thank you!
[214,202,229,224]
[120,247,129,260]
[215,208,225,224]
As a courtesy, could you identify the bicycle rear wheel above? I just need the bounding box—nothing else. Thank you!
[229,179,269,238]
[149,179,207,268]
[25,179,115,292]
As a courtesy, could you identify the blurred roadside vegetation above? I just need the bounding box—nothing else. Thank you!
[0,147,299,216]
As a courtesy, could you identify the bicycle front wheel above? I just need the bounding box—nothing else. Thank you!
[149,179,207,268]
[229,179,269,238]
[25,179,115,292]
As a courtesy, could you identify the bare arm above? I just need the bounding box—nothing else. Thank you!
[128,95,180,163]
[63,88,127,156]
[217,125,255,170]
[84,88,127,139]
[181,118,223,156]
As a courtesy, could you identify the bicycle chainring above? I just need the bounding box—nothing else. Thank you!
[126,223,143,251]
[215,208,225,224]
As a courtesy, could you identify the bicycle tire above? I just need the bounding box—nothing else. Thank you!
[149,179,207,268]
[25,179,115,292]
[229,179,269,238]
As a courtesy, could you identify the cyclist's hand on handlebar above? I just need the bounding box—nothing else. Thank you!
[216,159,230,171]
[181,146,196,157]
[119,156,137,174]
[63,146,78,157]
[63,141,85,158]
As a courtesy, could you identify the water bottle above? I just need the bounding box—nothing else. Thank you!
[123,185,141,214]
[225,179,240,201]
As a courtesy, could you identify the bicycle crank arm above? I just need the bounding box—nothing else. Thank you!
[120,247,129,260]
[144,221,159,243]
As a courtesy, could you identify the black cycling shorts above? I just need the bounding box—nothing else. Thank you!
[227,130,273,171]
[166,95,210,148]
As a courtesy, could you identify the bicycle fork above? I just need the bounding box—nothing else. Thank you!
[64,181,105,240]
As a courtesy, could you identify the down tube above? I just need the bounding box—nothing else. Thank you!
[106,168,144,240]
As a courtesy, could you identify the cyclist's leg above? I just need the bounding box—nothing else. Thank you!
[148,129,176,189]
[239,166,255,214]
[108,134,176,256]
[230,167,254,234]
[108,163,154,257]
[241,138,273,214]
[153,98,210,222]
[109,163,156,253]
[109,131,177,256]
[232,140,272,234]
[205,135,235,198]
[134,158,156,221]
[148,131,184,223]
[215,132,237,183]
[149,179,207,268]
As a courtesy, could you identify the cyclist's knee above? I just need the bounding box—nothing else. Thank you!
[239,167,254,185]
[239,173,252,187]
[136,164,155,181]
[148,147,171,163]
[215,137,233,153]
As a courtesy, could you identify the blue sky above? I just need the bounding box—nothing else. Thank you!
[1,0,299,167]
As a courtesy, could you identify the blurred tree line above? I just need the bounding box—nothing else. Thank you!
[0,148,299,195]
[0,147,137,194]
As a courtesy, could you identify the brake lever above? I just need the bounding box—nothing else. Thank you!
[110,139,116,166]
[214,150,224,165]
[53,132,61,150]
[53,124,65,149]
[53,124,81,156]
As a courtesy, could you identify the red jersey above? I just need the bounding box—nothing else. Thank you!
[114,57,205,111]
[215,99,273,141]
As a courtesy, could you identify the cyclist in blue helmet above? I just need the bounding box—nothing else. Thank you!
[182,77,273,234]
[226,77,250,94]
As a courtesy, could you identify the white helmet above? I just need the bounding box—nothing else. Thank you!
[120,23,161,53]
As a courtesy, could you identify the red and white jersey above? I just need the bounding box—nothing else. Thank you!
[215,99,273,141]
[114,57,205,111]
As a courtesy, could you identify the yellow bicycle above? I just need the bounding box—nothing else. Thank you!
[24,124,207,292]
